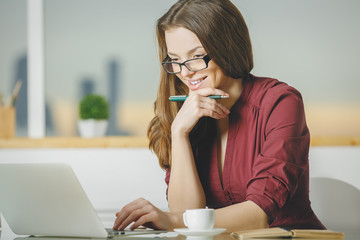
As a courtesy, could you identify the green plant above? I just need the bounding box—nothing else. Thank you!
[79,94,109,120]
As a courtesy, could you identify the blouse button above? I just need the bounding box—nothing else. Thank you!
[225,190,233,203]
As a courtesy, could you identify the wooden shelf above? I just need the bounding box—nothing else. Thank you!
[310,136,360,146]
[0,136,149,148]
[0,136,359,149]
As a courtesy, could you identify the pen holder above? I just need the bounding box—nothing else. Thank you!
[0,106,15,139]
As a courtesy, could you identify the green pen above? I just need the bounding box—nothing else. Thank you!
[169,95,229,101]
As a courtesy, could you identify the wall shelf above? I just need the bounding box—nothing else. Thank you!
[0,136,149,148]
[0,136,360,149]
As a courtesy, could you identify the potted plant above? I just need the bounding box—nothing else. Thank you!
[78,94,109,138]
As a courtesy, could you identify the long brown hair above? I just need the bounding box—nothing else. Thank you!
[147,0,253,170]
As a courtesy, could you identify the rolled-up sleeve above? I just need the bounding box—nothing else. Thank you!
[245,86,310,223]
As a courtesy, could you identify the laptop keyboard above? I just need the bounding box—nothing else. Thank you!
[106,228,167,237]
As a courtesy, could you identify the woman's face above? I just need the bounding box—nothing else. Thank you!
[165,27,230,92]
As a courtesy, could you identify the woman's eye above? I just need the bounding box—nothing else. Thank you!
[170,58,179,62]
[194,54,205,58]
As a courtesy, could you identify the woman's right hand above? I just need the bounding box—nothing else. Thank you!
[113,198,181,231]
[171,88,230,136]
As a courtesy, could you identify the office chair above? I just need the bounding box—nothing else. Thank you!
[309,177,360,236]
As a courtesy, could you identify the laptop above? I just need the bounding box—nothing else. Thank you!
[0,163,166,238]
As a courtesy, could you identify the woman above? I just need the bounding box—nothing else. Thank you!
[113,0,325,232]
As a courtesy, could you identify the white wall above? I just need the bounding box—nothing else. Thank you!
[0,148,168,227]
[1,146,359,227]
[309,146,360,190]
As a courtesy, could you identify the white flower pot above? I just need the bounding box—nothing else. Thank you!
[78,119,108,138]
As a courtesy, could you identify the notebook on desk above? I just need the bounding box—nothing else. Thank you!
[0,163,166,238]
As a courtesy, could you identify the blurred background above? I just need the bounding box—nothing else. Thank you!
[0,0,359,137]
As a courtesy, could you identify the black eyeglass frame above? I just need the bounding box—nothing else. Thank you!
[161,55,212,74]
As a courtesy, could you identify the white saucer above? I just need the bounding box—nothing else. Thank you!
[174,228,226,237]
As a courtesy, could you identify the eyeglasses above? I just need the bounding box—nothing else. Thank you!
[162,55,212,74]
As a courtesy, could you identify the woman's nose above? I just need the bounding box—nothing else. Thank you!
[180,66,194,78]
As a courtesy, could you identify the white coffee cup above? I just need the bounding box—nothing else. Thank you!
[183,208,215,231]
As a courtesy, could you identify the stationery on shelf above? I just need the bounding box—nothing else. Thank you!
[9,81,22,107]
[0,93,3,106]
[0,81,22,138]
[0,81,22,107]
[230,227,344,239]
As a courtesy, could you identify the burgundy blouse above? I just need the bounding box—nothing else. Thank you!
[165,75,325,229]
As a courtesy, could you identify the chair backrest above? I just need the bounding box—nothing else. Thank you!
[309,177,360,236]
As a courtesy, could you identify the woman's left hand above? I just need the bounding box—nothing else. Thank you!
[113,198,177,230]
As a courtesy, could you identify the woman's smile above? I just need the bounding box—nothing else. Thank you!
[187,76,207,90]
